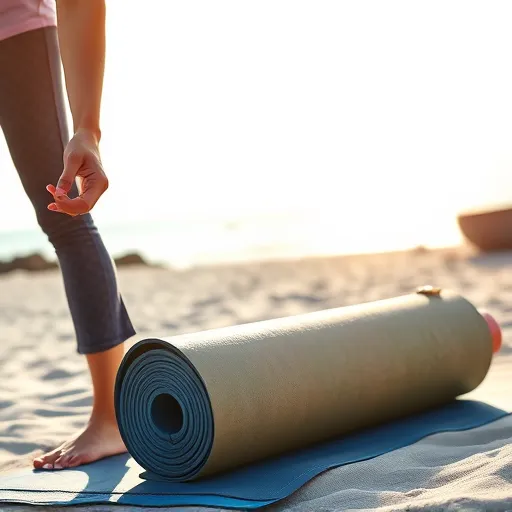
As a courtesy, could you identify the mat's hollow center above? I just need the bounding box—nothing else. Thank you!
[151,393,184,434]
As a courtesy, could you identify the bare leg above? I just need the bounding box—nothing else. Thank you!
[33,344,127,469]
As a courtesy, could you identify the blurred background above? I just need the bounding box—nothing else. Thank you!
[1,0,512,268]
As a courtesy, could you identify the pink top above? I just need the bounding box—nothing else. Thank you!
[0,0,56,42]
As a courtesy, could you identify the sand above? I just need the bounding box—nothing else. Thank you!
[0,246,511,511]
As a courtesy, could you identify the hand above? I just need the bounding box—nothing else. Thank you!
[47,129,108,216]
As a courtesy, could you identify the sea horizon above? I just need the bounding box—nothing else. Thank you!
[0,211,465,269]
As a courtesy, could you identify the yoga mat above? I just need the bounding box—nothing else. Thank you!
[0,400,508,508]
[114,288,497,482]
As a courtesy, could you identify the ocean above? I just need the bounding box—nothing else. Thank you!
[0,212,464,269]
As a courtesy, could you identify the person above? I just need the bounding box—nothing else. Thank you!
[0,0,135,469]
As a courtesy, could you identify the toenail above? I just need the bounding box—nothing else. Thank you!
[42,463,53,469]
[54,463,63,469]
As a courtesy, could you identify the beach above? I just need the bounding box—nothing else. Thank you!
[1,0,512,509]
[0,245,511,511]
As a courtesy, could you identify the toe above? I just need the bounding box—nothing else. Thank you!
[33,456,44,469]
[34,447,63,470]
[66,455,83,468]
[54,452,73,469]
[67,455,82,468]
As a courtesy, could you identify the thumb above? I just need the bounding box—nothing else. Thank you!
[57,151,82,195]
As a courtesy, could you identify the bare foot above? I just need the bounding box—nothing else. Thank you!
[33,416,126,470]
[33,344,127,470]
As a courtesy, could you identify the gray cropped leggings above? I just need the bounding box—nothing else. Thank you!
[0,27,136,354]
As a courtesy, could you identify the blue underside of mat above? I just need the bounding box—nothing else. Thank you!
[0,400,508,509]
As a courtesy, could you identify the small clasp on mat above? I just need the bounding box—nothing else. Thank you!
[416,285,442,296]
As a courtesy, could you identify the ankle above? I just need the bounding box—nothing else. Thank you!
[90,407,117,426]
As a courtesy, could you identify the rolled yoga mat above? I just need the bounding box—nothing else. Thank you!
[114,288,501,484]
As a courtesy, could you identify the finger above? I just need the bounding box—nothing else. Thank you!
[47,202,66,214]
[47,184,68,207]
[79,186,103,212]
[53,195,91,216]
[57,151,82,194]
[55,179,106,216]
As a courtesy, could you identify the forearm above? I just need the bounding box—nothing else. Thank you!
[56,0,106,143]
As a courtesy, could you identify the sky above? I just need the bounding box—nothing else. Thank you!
[1,0,512,249]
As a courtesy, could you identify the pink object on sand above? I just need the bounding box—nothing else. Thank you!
[480,312,502,354]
